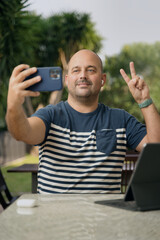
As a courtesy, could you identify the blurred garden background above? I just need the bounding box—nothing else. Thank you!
[0,0,160,195]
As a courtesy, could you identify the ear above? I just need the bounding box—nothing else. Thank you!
[101,73,106,86]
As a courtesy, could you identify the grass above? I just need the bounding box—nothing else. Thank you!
[1,155,38,196]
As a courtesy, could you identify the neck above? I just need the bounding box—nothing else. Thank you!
[67,95,99,113]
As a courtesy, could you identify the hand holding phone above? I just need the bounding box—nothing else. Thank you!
[25,67,62,92]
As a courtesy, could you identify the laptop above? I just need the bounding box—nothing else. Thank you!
[95,143,160,211]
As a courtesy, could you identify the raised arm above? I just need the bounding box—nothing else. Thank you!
[120,62,160,152]
[6,64,46,145]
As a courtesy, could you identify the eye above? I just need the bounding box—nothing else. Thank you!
[88,68,95,72]
[72,69,79,73]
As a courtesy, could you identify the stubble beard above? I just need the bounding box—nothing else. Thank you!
[68,78,100,104]
[69,88,99,105]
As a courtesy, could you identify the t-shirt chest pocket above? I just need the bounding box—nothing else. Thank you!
[96,129,117,155]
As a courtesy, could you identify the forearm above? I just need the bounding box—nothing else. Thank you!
[141,103,160,142]
[120,62,160,147]
[6,105,32,142]
[6,64,43,144]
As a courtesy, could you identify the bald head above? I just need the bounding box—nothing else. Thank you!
[68,49,103,73]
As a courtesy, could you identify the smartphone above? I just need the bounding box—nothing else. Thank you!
[24,67,62,92]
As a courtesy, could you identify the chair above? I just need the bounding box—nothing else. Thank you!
[121,150,139,193]
[0,168,19,209]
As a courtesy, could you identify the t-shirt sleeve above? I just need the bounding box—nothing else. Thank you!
[31,104,53,140]
[124,111,147,149]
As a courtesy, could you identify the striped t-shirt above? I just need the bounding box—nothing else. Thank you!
[32,101,146,194]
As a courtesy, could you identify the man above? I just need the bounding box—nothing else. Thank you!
[6,49,160,194]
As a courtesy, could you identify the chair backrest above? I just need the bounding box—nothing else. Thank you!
[121,150,139,193]
[0,168,18,209]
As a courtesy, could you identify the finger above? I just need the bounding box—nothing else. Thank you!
[22,90,40,98]
[16,67,38,83]
[11,64,30,78]
[20,75,41,90]
[135,78,144,90]
[120,69,130,84]
[130,62,136,79]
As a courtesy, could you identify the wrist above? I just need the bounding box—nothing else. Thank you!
[138,98,153,109]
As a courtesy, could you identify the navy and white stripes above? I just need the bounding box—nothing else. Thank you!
[37,124,127,194]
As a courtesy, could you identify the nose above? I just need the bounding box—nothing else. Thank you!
[80,69,87,79]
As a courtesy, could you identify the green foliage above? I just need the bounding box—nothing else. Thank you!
[2,1,159,127]
[32,11,103,108]
[42,12,102,61]
[100,42,160,122]
[0,0,27,129]
[0,0,42,129]
[0,2,103,129]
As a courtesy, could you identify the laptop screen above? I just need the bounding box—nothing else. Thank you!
[95,143,160,211]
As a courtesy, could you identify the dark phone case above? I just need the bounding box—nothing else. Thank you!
[25,67,62,92]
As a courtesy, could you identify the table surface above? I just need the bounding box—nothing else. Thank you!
[0,193,160,240]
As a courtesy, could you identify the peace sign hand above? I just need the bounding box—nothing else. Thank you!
[120,62,150,104]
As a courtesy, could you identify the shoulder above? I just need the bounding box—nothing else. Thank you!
[31,101,66,122]
[99,103,127,117]
[98,103,135,128]
[35,101,65,114]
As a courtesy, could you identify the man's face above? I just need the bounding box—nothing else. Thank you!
[65,50,105,101]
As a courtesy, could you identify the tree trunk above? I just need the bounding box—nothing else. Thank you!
[49,48,68,105]
[25,97,34,115]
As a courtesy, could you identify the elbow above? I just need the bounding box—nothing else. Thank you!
[9,132,23,142]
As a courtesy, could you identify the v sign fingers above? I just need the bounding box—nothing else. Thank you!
[120,62,150,104]
[120,68,130,84]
